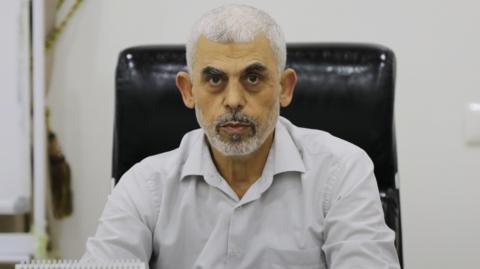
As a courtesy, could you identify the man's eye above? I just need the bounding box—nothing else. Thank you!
[246,74,260,85]
[208,76,223,86]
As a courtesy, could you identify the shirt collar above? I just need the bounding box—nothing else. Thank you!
[271,117,306,175]
[179,132,205,180]
[179,116,306,180]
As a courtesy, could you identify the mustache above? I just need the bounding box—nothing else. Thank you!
[214,110,257,132]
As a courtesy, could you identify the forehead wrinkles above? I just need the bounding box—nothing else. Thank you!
[193,35,276,77]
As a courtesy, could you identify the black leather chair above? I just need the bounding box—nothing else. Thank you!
[113,44,403,266]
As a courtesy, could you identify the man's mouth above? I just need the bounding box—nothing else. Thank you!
[219,121,251,134]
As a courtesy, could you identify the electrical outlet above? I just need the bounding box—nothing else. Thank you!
[465,103,480,145]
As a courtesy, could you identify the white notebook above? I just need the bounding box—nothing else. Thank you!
[15,260,146,269]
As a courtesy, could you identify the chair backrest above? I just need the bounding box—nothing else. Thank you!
[113,44,397,190]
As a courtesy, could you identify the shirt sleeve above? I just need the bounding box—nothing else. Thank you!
[82,163,157,264]
[322,149,401,269]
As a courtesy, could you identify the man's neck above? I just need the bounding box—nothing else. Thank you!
[209,132,274,199]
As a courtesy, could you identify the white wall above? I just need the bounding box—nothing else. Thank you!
[0,0,31,214]
[48,1,480,268]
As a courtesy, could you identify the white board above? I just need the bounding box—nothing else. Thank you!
[0,0,31,214]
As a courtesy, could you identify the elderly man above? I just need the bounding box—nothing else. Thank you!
[83,4,400,269]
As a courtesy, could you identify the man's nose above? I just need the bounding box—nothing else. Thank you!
[223,81,246,111]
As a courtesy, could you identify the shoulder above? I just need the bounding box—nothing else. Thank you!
[112,128,204,223]
[129,128,204,181]
[279,118,375,215]
[279,117,370,170]
[117,128,204,199]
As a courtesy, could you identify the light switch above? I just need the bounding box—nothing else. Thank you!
[465,103,480,145]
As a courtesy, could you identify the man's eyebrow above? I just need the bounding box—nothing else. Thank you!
[201,66,226,77]
[243,63,267,74]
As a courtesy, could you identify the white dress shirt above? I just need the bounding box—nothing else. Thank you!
[83,117,400,269]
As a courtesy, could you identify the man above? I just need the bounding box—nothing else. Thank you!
[83,4,400,269]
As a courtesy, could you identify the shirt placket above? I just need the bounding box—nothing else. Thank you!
[225,204,246,268]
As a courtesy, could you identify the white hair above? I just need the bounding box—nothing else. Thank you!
[186,4,286,74]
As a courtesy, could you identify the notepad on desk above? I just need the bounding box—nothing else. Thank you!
[16,260,146,269]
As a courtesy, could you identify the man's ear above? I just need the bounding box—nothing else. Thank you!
[279,68,297,107]
[176,71,195,109]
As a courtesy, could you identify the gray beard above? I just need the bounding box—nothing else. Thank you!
[195,102,279,156]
